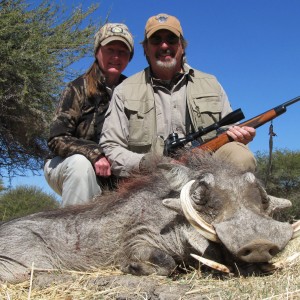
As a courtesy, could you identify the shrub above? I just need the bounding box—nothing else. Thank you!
[0,185,59,221]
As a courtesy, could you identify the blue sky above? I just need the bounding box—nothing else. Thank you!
[5,0,300,199]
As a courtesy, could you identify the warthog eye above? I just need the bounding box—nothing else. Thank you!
[192,173,215,206]
[191,185,208,205]
[257,183,270,210]
[262,194,269,204]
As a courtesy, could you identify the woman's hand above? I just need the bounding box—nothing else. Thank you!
[94,156,111,177]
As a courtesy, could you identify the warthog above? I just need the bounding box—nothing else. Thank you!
[0,151,297,283]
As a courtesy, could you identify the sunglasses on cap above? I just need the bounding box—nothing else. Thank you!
[148,34,179,45]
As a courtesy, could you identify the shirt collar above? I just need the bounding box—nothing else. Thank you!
[182,63,195,78]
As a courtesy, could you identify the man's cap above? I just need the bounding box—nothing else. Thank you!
[94,23,134,56]
[145,13,183,39]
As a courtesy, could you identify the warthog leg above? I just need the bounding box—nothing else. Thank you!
[0,256,32,283]
[121,246,177,276]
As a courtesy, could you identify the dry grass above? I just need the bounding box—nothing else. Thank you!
[1,238,300,300]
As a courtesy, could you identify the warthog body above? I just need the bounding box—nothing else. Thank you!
[0,151,294,283]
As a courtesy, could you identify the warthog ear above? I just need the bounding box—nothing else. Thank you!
[265,195,292,216]
[162,198,183,214]
[158,163,192,191]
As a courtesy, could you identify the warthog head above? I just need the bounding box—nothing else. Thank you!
[160,151,297,273]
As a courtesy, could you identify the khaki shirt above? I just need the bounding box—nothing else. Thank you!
[100,64,232,177]
[152,73,188,140]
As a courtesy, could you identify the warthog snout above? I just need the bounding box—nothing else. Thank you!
[237,239,280,262]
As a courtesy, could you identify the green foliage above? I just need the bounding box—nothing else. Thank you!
[0,0,99,177]
[0,178,4,192]
[256,149,300,195]
[255,149,300,220]
[0,185,60,221]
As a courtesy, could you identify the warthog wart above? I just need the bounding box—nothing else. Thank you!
[0,151,297,283]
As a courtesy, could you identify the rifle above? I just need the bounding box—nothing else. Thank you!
[164,96,300,155]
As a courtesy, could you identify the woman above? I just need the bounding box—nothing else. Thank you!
[44,23,134,207]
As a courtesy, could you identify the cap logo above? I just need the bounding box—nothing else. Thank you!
[145,14,183,39]
[156,15,168,23]
[111,26,123,33]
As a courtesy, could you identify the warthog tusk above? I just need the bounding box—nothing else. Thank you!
[180,180,219,242]
[292,220,300,239]
[260,252,300,273]
[191,253,231,273]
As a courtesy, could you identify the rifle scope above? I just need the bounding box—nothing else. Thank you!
[165,108,245,154]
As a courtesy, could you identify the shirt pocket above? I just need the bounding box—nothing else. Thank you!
[126,99,154,146]
[190,93,222,140]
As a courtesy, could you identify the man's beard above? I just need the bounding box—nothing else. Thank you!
[156,58,177,70]
[154,49,177,70]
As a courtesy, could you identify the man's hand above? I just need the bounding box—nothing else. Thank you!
[226,126,256,145]
[94,156,111,177]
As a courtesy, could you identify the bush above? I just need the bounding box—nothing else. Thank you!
[255,149,300,221]
[0,185,60,222]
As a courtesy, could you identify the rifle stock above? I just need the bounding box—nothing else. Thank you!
[196,96,300,152]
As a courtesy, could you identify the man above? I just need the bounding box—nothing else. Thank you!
[44,23,134,206]
[100,14,256,177]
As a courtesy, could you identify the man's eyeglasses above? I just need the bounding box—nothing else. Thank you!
[148,34,179,45]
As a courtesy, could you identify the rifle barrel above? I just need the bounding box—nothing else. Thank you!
[196,96,300,152]
[281,95,300,108]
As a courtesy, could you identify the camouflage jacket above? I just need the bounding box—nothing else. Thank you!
[47,64,127,165]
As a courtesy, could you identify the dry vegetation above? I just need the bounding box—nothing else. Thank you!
[1,237,300,300]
